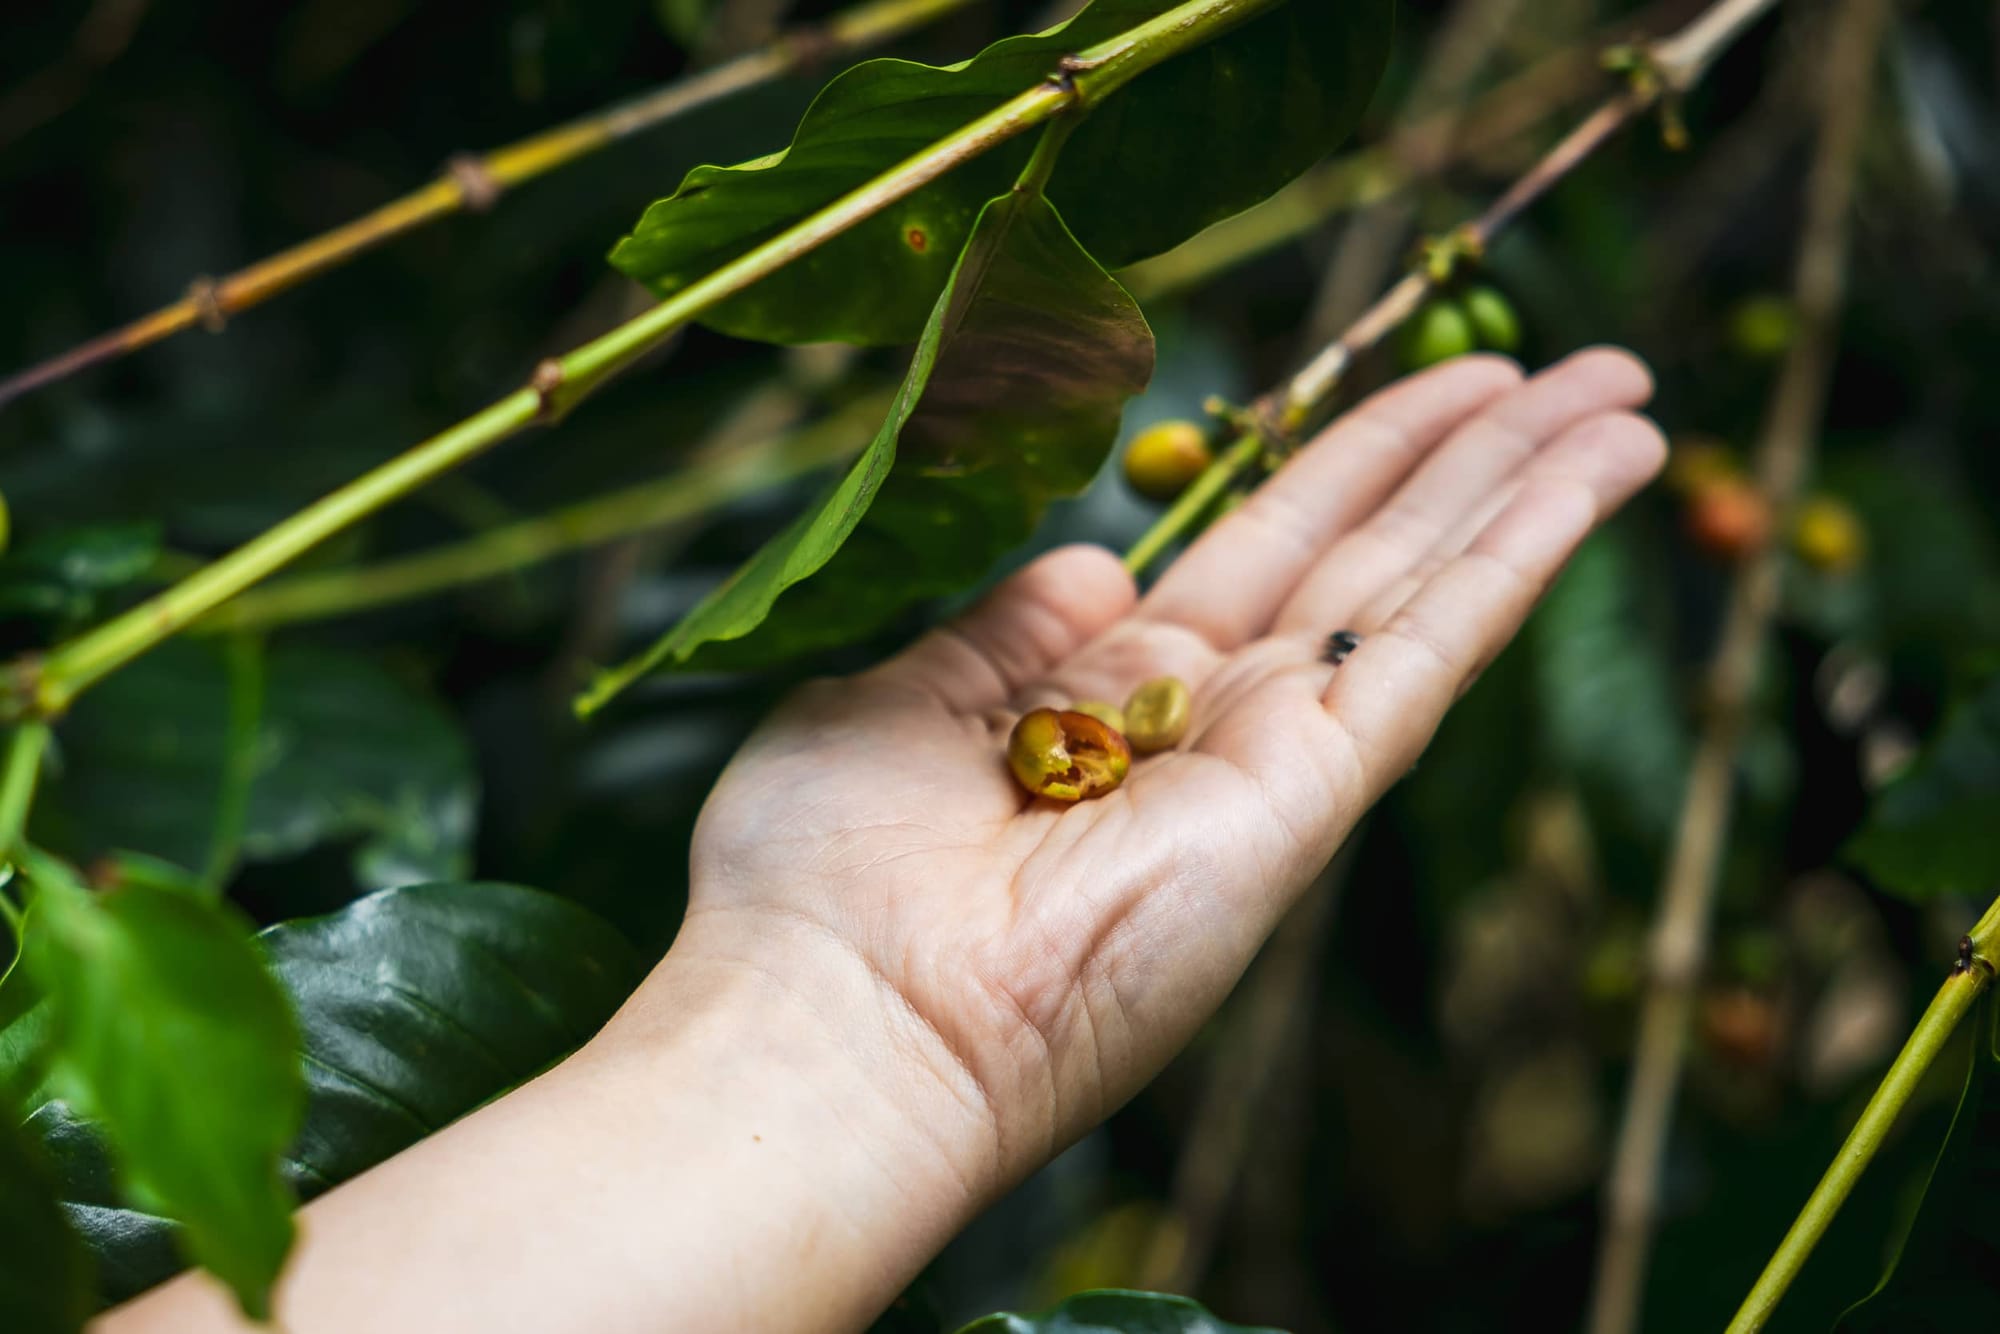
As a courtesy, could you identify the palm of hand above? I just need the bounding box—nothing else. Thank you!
[685,351,1663,1161]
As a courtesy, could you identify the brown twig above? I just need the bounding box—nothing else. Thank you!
[1274,0,1777,435]
[0,0,974,410]
[1124,0,1780,575]
[1298,0,1533,347]
[1586,0,1894,1329]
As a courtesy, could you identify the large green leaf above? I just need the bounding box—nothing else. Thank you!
[1835,991,2000,1331]
[610,0,1392,346]
[954,1291,1285,1333]
[34,640,474,891]
[1846,674,2000,900]
[0,1109,94,1334]
[582,185,1153,695]
[23,874,302,1318]
[26,882,642,1307]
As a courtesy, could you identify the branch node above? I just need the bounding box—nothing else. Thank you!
[530,359,566,421]
[1415,226,1485,285]
[446,154,503,213]
[1046,52,1107,105]
[186,277,228,333]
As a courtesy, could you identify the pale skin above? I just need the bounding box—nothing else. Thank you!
[100,350,1665,1333]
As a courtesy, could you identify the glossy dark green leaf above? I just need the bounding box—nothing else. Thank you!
[1836,991,2000,1331]
[583,186,1153,693]
[24,875,302,1317]
[954,1290,1285,1333]
[610,0,1392,345]
[34,640,474,891]
[0,1108,94,1334]
[1532,529,1690,842]
[1847,674,2000,900]
[0,522,161,634]
[26,882,641,1306]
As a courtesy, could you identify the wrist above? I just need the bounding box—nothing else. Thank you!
[581,907,1009,1303]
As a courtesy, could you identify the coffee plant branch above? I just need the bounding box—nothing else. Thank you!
[1587,0,1895,1330]
[1726,898,2000,1334]
[1121,0,1782,578]
[193,392,893,634]
[120,4,1635,644]
[0,0,976,410]
[0,0,1288,722]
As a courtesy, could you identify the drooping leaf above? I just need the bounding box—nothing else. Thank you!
[34,640,475,891]
[0,1109,94,1334]
[23,872,302,1318]
[1835,990,2000,1331]
[26,881,642,1306]
[954,1290,1285,1334]
[1846,674,2000,900]
[610,0,1392,346]
[582,185,1154,698]
[1532,528,1691,843]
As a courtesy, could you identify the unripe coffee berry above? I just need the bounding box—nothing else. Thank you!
[1400,299,1477,371]
[1461,285,1521,353]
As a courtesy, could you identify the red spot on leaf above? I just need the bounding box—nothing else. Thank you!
[906,228,929,253]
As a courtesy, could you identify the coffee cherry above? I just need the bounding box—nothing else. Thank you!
[1685,476,1772,563]
[1071,700,1126,733]
[1007,708,1132,802]
[1122,421,1214,502]
[1123,676,1192,753]
[1460,285,1521,353]
[1665,437,1744,496]
[1791,495,1866,574]
[1400,299,1477,371]
[1728,295,1796,361]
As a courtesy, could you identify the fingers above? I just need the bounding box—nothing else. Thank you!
[1271,348,1654,637]
[1135,356,1524,650]
[875,544,1136,712]
[1345,408,1666,633]
[1322,425,1667,801]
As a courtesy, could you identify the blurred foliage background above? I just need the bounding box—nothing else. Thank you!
[5,0,2000,1329]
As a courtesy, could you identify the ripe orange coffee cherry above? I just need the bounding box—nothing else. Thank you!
[1791,495,1866,574]
[1685,477,1772,563]
[1122,420,1213,502]
[1007,709,1132,802]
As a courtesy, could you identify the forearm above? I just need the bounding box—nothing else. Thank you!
[95,931,1001,1334]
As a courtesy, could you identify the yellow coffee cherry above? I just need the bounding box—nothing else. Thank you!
[1122,420,1214,502]
[1791,495,1866,574]
[1071,700,1126,733]
[1123,676,1192,754]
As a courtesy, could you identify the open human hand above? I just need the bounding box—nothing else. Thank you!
[670,348,1664,1188]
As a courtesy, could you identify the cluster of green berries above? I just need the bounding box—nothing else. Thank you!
[1399,284,1522,371]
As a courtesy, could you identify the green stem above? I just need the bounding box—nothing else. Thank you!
[9,0,1285,722]
[0,723,52,859]
[200,635,266,894]
[0,0,979,411]
[1724,899,2000,1333]
[195,394,889,635]
[1124,429,1265,575]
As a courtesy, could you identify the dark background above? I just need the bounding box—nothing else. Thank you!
[5,0,2000,1329]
